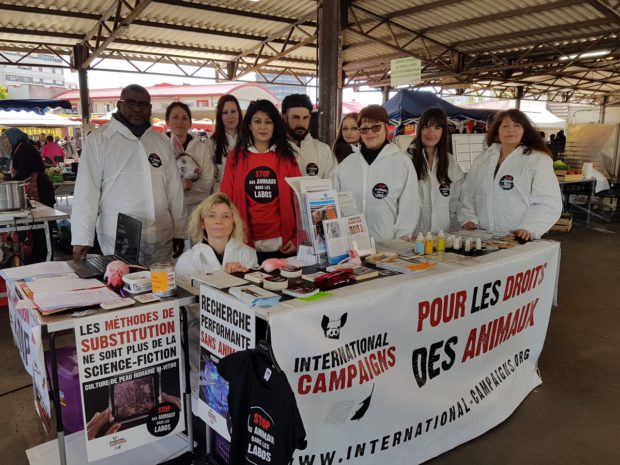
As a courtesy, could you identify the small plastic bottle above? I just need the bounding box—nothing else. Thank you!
[464,238,472,253]
[475,238,482,251]
[446,234,454,249]
[437,230,446,252]
[415,232,425,255]
[424,232,434,254]
[453,236,461,251]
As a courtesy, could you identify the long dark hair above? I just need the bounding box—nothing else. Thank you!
[212,95,242,165]
[409,107,452,184]
[231,100,294,163]
[486,109,552,156]
[332,112,359,163]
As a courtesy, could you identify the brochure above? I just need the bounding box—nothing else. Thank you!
[323,214,373,265]
[306,190,340,254]
[228,285,281,307]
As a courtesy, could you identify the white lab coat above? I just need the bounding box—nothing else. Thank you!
[182,137,216,214]
[333,143,419,241]
[458,143,562,238]
[71,119,187,265]
[175,239,258,280]
[212,132,237,192]
[417,152,464,233]
[291,133,338,178]
[175,238,258,413]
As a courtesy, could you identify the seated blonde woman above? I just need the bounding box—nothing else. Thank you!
[176,192,258,280]
[175,192,257,414]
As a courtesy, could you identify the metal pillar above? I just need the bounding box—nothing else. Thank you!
[599,96,609,123]
[515,86,524,110]
[78,69,90,126]
[318,0,341,146]
[72,44,91,126]
[382,86,390,104]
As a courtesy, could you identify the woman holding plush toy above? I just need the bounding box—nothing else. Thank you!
[165,102,216,215]
[458,109,562,241]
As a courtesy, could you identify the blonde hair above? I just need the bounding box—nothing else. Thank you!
[187,193,246,244]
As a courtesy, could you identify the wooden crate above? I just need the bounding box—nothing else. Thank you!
[550,213,573,232]
[555,170,583,181]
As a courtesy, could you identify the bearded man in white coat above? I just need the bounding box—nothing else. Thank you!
[71,84,186,265]
[283,93,337,179]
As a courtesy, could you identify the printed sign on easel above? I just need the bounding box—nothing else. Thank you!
[197,285,255,439]
[75,302,184,461]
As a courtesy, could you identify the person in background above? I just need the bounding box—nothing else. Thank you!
[459,109,562,241]
[407,107,464,233]
[3,128,56,263]
[555,129,566,154]
[282,93,337,178]
[165,101,216,216]
[71,84,186,265]
[221,99,301,261]
[211,94,243,191]
[60,136,78,159]
[333,105,419,241]
[332,112,360,163]
[41,135,64,165]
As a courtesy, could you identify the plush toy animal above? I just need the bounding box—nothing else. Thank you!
[260,258,289,273]
[171,133,201,181]
[177,154,201,181]
[104,260,130,289]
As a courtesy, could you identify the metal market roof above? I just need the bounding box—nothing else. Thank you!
[0,0,618,104]
[55,82,277,100]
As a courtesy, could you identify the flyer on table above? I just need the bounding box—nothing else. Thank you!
[197,285,255,439]
[75,302,184,461]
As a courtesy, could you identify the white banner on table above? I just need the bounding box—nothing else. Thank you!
[271,242,560,465]
[75,302,185,462]
[197,284,255,440]
[31,324,52,433]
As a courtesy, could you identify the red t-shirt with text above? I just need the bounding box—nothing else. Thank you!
[244,152,282,241]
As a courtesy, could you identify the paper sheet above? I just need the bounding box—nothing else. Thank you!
[0,261,72,280]
[33,287,119,312]
[27,277,104,294]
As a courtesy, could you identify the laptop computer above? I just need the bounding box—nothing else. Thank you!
[69,213,142,278]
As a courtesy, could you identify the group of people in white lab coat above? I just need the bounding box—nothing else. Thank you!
[71,83,562,272]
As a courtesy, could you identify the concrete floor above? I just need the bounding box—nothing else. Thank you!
[1,220,618,465]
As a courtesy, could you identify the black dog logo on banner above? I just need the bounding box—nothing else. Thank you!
[321,313,348,339]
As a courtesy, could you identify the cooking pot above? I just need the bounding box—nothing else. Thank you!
[0,181,28,211]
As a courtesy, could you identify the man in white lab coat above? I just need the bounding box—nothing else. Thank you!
[282,93,337,179]
[71,84,186,265]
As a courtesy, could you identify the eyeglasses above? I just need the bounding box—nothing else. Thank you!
[359,124,383,134]
[119,99,152,110]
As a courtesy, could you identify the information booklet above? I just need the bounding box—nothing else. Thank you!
[375,258,436,274]
[322,214,373,265]
[306,189,340,254]
[228,285,281,307]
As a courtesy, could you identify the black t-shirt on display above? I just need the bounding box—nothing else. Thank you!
[218,349,307,465]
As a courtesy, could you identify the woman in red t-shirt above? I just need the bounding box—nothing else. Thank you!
[221,99,301,260]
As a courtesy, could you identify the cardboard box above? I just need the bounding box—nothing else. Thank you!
[550,213,573,232]
[555,170,583,181]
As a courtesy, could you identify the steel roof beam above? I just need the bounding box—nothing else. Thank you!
[152,0,316,27]
[454,18,613,48]
[419,0,585,34]
[586,0,620,24]
[0,2,98,20]
[81,0,154,68]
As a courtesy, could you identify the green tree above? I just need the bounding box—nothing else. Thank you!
[0,85,7,100]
